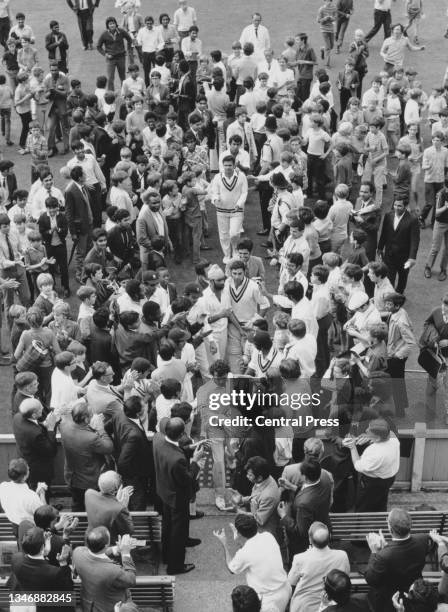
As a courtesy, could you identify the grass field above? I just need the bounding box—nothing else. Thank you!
[1,2,448,608]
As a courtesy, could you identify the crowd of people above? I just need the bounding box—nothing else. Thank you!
[1,0,448,610]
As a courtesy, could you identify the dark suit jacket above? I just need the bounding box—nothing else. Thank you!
[12,414,57,484]
[72,546,135,612]
[38,212,68,248]
[107,225,138,262]
[377,210,420,264]
[365,534,431,612]
[280,471,333,555]
[59,419,113,490]
[153,434,200,509]
[130,169,150,195]
[65,180,93,236]
[11,553,74,612]
[177,73,195,111]
[108,413,153,480]
[66,0,99,12]
[146,84,170,103]
[93,126,113,161]
[136,205,170,264]
[84,489,134,544]
[45,32,69,62]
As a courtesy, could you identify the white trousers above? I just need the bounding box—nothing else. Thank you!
[216,211,243,259]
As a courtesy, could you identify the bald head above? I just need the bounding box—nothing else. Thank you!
[165,417,185,442]
[309,522,329,549]
[98,471,121,495]
[20,398,43,419]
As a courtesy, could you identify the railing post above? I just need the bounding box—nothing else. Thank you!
[411,422,427,492]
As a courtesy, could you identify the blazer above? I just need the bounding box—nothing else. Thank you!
[153,433,200,509]
[107,225,138,262]
[377,210,420,264]
[12,413,57,484]
[130,168,150,195]
[280,471,333,555]
[45,32,69,62]
[121,13,144,34]
[108,412,153,480]
[11,554,74,612]
[66,0,99,12]
[72,546,135,612]
[59,419,113,490]
[38,212,68,248]
[136,204,170,262]
[177,72,196,110]
[365,534,430,612]
[84,489,134,544]
[65,180,93,236]
[146,84,170,103]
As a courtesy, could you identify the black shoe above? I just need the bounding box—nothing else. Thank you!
[48,147,58,158]
[186,537,201,547]
[189,511,205,520]
[320,47,325,60]
[256,229,269,236]
[83,46,88,50]
[167,563,195,575]
[260,241,272,248]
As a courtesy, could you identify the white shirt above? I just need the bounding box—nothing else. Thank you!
[374,0,392,10]
[218,149,250,173]
[50,368,79,411]
[257,58,281,87]
[116,292,145,314]
[136,27,164,54]
[283,334,317,377]
[240,24,271,62]
[393,212,405,230]
[66,155,106,189]
[30,185,64,220]
[228,531,288,596]
[291,298,318,337]
[248,345,283,377]
[0,481,41,525]
[354,435,400,479]
[173,6,197,32]
[151,285,170,316]
[181,36,202,60]
[196,286,228,336]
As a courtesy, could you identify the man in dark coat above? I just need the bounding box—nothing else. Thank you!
[153,417,204,574]
[377,198,420,294]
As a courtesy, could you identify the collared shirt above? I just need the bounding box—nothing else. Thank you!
[374,276,395,312]
[181,36,202,61]
[291,298,318,337]
[354,435,400,479]
[136,27,164,54]
[197,286,228,335]
[228,531,288,596]
[283,334,317,377]
[97,28,132,58]
[66,155,106,189]
[164,435,179,447]
[30,185,64,220]
[422,145,448,183]
[248,345,283,377]
[374,0,392,10]
[393,212,405,230]
[173,6,197,32]
[0,481,41,525]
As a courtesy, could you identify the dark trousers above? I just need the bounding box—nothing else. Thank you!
[355,474,395,512]
[77,9,94,47]
[47,243,69,291]
[184,217,202,264]
[421,182,444,224]
[124,475,149,511]
[162,501,189,573]
[47,109,69,151]
[178,102,194,131]
[167,217,183,262]
[387,356,408,417]
[258,182,273,231]
[70,487,86,512]
[0,17,10,49]
[142,52,156,87]
[18,111,31,148]
[307,154,326,199]
[339,89,352,118]
[365,9,391,42]
[297,78,311,103]
[315,313,332,378]
[105,55,126,91]
[384,255,409,295]
[86,182,103,228]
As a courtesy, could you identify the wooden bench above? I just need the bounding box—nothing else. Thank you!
[0,511,161,547]
[330,511,448,542]
[350,571,440,594]
[0,575,175,612]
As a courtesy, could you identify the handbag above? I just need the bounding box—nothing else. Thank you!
[418,346,444,379]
